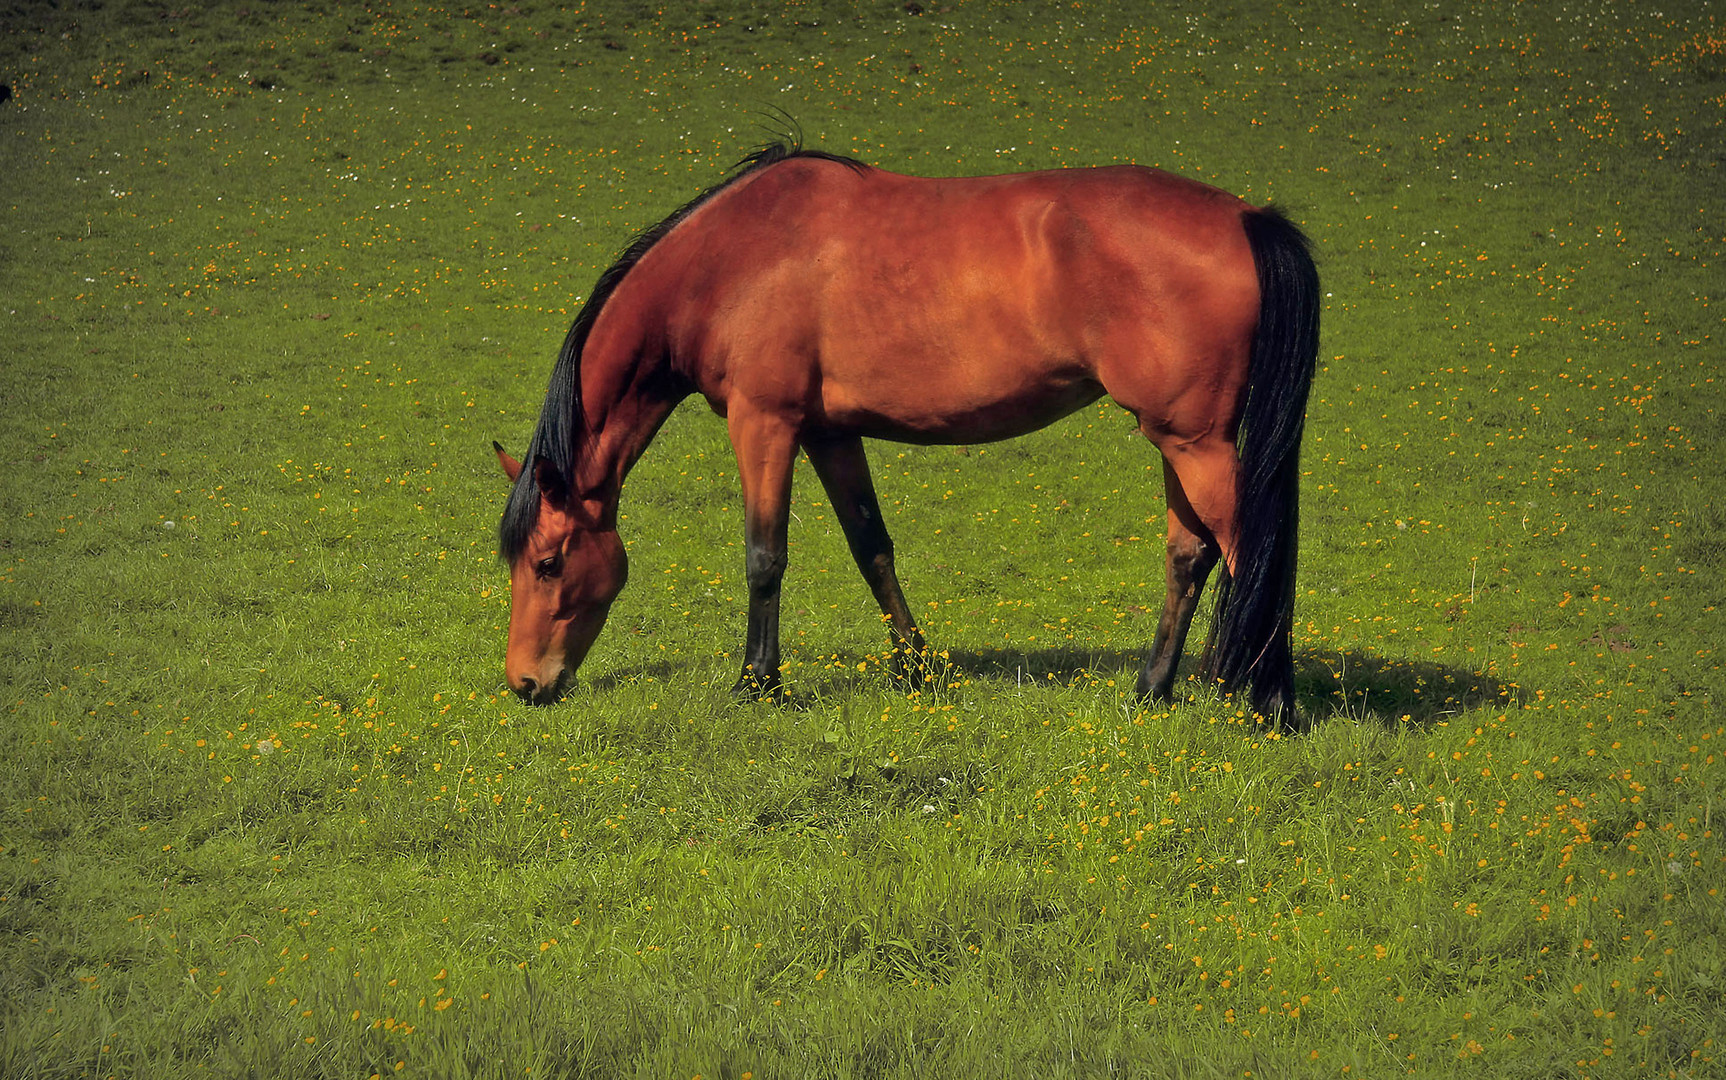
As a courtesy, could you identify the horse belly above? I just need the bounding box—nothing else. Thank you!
[813,348,1105,445]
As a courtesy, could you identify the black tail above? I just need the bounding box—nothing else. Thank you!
[1200,206,1320,722]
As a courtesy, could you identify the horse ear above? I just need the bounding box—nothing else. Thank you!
[494,441,523,483]
[531,455,571,511]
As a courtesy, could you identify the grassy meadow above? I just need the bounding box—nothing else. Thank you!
[2,0,1722,1076]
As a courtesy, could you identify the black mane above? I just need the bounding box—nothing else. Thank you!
[498,140,867,563]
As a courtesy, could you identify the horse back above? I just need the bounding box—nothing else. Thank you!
[629,157,1263,444]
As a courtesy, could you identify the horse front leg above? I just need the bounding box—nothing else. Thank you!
[1137,458,1221,703]
[803,435,929,687]
[728,412,799,700]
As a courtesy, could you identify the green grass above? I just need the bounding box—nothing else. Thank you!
[2,0,1721,1076]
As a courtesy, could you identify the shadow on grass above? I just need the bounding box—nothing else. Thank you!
[580,644,1522,729]
[588,659,704,692]
[937,645,1520,729]
[1293,647,1523,728]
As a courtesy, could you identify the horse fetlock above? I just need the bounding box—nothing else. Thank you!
[1253,678,1301,732]
[731,662,785,702]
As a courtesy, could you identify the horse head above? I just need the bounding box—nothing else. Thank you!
[495,444,627,704]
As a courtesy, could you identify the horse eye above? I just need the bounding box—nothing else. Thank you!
[535,557,559,579]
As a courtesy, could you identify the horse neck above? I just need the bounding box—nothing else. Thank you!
[573,335,684,524]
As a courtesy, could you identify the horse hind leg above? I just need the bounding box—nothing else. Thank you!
[1137,456,1222,702]
[803,435,930,687]
[1154,438,1301,726]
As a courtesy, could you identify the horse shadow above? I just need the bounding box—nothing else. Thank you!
[934,645,1519,729]
[582,644,1519,730]
[1289,647,1521,728]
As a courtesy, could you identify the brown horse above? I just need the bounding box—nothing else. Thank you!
[495,142,1319,722]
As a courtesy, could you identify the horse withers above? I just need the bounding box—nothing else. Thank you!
[495,143,1319,724]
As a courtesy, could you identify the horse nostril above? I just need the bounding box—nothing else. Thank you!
[515,676,538,701]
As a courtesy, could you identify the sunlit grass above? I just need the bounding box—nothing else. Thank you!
[1,0,1721,1076]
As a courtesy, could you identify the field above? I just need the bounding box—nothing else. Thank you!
[1,0,1722,1076]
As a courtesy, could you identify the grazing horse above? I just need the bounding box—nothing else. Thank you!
[496,142,1319,722]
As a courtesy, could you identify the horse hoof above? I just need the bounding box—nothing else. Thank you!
[1135,670,1174,704]
[889,646,934,691]
[889,662,926,690]
[1254,691,1304,733]
[885,634,935,688]
[731,669,784,702]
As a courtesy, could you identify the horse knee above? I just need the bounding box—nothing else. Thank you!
[745,543,787,590]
